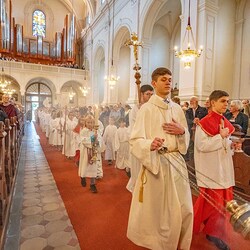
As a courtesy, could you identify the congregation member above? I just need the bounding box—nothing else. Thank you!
[0,108,8,122]
[242,99,250,117]
[102,117,117,165]
[193,90,235,250]
[114,118,130,170]
[123,104,131,127]
[0,94,19,119]
[109,104,121,127]
[204,97,212,112]
[78,115,102,193]
[242,99,250,136]
[126,84,154,192]
[185,96,208,161]
[224,100,248,135]
[127,67,193,250]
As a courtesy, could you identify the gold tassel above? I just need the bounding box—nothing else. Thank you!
[139,167,147,203]
[139,185,144,203]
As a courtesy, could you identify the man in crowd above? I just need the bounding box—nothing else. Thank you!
[185,96,208,161]
[0,94,19,119]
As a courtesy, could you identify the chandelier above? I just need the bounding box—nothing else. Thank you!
[0,67,11,90]
[104,66,120,89]
[68,87,75,100]
[79,86,90,97]
[174,0,203,69]
[104,1,119,89]
[2,87,16,96]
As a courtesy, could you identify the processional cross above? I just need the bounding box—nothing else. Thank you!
[125,32,143,103]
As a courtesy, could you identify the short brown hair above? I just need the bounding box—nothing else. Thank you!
[209,90,229,101]
[151,67,172,81]
[140,84,153,93]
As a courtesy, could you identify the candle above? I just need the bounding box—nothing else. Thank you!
[94,105,99,126]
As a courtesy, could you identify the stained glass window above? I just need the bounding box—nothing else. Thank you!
[32,10,46,37]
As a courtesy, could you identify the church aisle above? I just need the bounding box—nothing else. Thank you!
[4,122,249,250]
[4,122,80,250]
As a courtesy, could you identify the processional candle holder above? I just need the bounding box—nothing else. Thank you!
[90,107,99,164]
[226,200,250,240]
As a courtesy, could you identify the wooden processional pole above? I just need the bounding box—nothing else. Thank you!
[125,32,143,104]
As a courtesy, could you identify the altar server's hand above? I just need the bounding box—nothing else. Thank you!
[219,124,229,138]
[162,119,185,135]
[150,137,165,151]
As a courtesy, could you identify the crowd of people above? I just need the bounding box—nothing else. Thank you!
[28,67,249,250]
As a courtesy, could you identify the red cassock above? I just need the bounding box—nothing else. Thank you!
[193,111,235,241]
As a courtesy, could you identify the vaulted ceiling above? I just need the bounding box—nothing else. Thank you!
[57,0,98,31]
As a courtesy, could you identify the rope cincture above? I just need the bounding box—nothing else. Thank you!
[139,167,147,203]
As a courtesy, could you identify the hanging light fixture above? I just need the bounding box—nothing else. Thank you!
[104,1,119,89]
[2,87,16,96]
[68,86,75,100]
[0,67,11,90]
[79,86,90,97]
[174,0,203,69]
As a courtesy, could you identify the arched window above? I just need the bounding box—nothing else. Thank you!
[32,10,46,37]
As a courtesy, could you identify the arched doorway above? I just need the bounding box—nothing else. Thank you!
[25,82,52,120]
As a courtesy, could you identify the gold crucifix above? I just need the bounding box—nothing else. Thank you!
[125,32,143,103]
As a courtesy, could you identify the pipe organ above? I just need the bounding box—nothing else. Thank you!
[0,0,77,64]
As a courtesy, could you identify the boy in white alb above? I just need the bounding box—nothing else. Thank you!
[78,115,101,193]
[114,118,130,170]
[103,117,117,165]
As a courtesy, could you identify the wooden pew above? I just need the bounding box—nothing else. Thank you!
[242,138,250,156]
[10,117,17,171]
[232,138,250,200]
[4,119,12,192]
[0,121,8,225]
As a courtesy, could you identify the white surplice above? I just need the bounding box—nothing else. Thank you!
[194,125,235,188]
[114,127,130,169]
[62,118,77,157]
[127,95,193,250]
[103,124,117,160]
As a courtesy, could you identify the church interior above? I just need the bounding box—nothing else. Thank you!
[0,0,250,249]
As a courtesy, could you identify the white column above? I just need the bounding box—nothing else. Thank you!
[232,18,244,99]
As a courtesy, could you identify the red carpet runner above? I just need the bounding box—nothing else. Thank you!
[35,124,249,250]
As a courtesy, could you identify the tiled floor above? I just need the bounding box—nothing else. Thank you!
[4,122,80,250]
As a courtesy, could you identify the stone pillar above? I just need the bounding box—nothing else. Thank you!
[232,18,244,99]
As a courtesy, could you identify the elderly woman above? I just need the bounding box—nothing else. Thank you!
[224,100,249,135]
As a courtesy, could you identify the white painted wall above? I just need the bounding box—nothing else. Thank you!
[151,24,170,73]
[240,0,250,98]
[117,46,130,103]
[214,0,236,94]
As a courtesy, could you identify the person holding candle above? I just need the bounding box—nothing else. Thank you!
[78,115,101,193]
